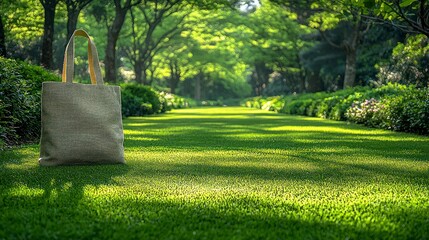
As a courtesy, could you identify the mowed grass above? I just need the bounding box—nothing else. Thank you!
[1,107,429,239]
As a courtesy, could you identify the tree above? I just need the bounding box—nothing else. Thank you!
[377,34,429,87]
[63,0,93,41]
[359,0,429,37]
[272,0,373,89]
[88,0,141,83]
[300,32,345,92]
[0,1,44,62]
[123,0,188,84]
[140,7,251,99]
[104,0,141,83]
[40,0,60,69]
[308,1,373,89]
[237,0,311,95]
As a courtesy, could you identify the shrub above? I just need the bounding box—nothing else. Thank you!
[0,57,60,147]
[121,90,146,117]
[316,96,342,118]
[244,83,428,135]
[158,92,171,113]
[377,34,429,88]
[121,83,161,116]
[121,85,192,117]
[307,99,322,117]
[200,100,224,106]
[160,92,193,110]
[346,98,382,127]
[261,97,283,112]
[378,89,429,134]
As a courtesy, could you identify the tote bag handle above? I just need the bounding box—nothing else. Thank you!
[62,29,104,85]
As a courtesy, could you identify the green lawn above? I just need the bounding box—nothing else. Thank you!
[1,107,429,239]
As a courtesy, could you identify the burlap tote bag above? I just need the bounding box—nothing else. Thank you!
[39,29,124,166]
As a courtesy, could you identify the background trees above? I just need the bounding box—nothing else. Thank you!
[1,0,426,100]
[40,0,60,69]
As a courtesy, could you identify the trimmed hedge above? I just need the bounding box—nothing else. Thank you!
[244,83,429,135]
[121,84,162,117]
[0,58,193,148]
[0,57,60,148]
[120,83,193,117]
[159,92,194,110]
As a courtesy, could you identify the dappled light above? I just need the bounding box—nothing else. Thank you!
[1,107,428,238]
[1,0,429,238]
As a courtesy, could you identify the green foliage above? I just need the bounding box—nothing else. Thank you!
[346,98,382,127]
[120,83,162,117]
[1,0,426,102]
[241,0,312,95]
[377,34,429,87]
[120,90,151,117]
[244,83,429,135]
[120,84,193,117]
[159,91,194,110]
[1,107,429,239]
[356,25,404,86]
[345,86,429,134]
[358,0,421,22]
[0,57,60,147]
[244,96,284,111]
[378,88,429,134]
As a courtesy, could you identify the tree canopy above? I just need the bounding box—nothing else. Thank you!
[0,0,426,100]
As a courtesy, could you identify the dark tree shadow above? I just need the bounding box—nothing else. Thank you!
[0,145,130,206]
[1,108,428,239]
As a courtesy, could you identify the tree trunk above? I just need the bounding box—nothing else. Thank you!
[63,7,79,73]
[194,72,202,100]
[140,60,150,85]
[306,70,323,93]
[170,78,177,94]
[319,21,364,90]
[148,69,155,86]
[342,21,361,89]
[105,0,130,83]
[254,62,270,96]
[134,61,143,84]
[142,69,148,85]
[41,0,57,69]
[105,34,117,83]
[169,60,180,94]
[296,53,306,93]
[66,7,79,46]
[0,16,6,57]
[343,49,357,88]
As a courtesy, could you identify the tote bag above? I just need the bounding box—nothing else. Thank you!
[39,29,125,166]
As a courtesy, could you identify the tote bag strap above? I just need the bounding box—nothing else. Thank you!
[62,29,104,85]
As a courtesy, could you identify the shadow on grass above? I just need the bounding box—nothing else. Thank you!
[125,157,429,185]
[1,189,427,239]
[1,108,428,239]
[0,146,130,206]
[123,111,429,186]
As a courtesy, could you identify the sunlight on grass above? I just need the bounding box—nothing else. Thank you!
[267,125,387,134]
[1,107,428,239]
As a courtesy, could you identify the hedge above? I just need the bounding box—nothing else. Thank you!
[0,57,60,148]
[244,83,429,135]
[0,58,193,148]
[120,83,193,117]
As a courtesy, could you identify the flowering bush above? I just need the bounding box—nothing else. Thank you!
[346,98,382,127]
[244,83,428,135]
[159,92,193,111]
